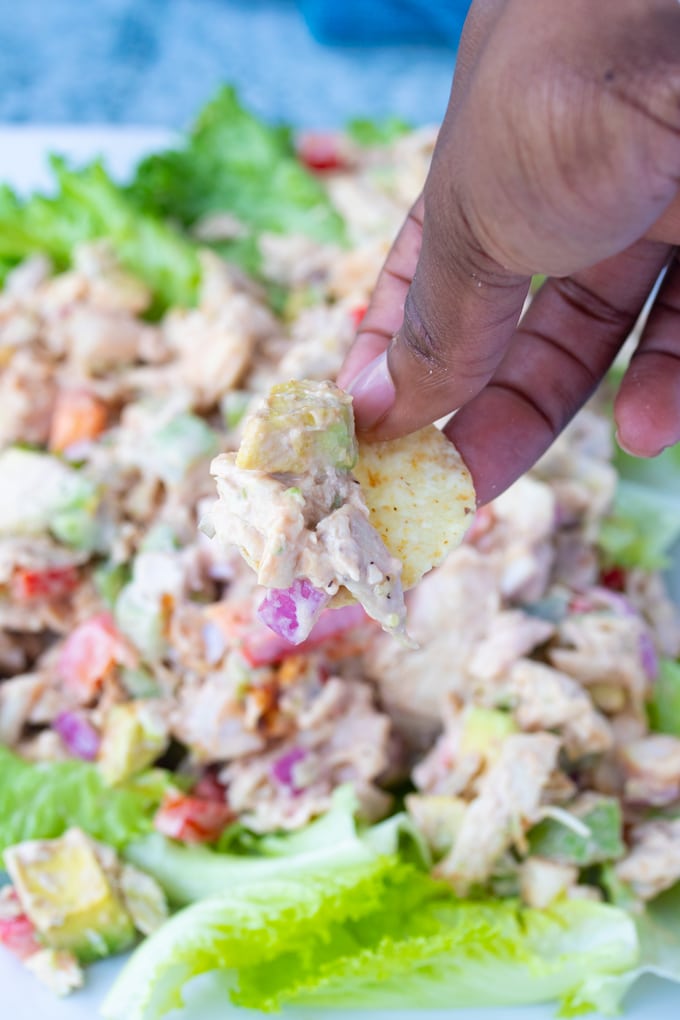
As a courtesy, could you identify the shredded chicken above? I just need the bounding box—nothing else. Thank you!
[435,733,560,894]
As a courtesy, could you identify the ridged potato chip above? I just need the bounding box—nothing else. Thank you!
[353,426,476,589]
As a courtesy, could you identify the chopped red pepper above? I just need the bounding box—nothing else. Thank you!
[350,304,368,329]
[154,791,233,844]
[600,565,627,592]
[297,132,347,173]
[11,565,79,603]
[0,894,42,961]
[57,612,129,696]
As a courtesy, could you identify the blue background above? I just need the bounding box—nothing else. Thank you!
[1,0,467,129]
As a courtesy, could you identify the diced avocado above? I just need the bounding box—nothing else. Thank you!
[236,379,357,473]
[149,413,219,485]
[405,794,467,859]
[98,702,169,786]
[4,828,135,962]
[459,706,517,763]
[119,863,168,936]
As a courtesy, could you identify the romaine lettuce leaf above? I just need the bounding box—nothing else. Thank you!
[0,158,200,313]
[565,882,680,1015]
[123,786,427,907]
[648,659,680,737]
[103,856,639,1020]
[346,115,411,146]
[599,444,680,570]
[0,745,170,859]
[129,85,347,274]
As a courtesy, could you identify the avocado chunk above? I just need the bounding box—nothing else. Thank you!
[236,379,357,473]
[98,701,169,786]
[459,706,517,764]
[4,828,135,962]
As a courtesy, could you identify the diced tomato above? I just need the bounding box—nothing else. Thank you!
[192,770,228,803]
[57,612,128,695]
[297,132,347,173]
[49,388,108,453]
[600,565,627,592]
[154,791,233,844]
[0,913,41,961]
[349,304,368,329]
[11,565,79,603]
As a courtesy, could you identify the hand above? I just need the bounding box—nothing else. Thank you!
[337,0,680,505]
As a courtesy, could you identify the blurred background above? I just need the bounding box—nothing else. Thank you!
[0,0,469,129]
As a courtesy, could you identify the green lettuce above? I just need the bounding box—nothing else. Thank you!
[599,444,680,570]
[346,115,411,146]
[0,745,170,859]
[648,659,680,737]
[123,786,428,907]
[0,158,200,313]
[129,85,347,275]
[103,854,639,1020]
[566,883,680,1015]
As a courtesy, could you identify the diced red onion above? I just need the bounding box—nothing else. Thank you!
[271,747,307,791]
[53,711,101,761]
[242,602,370,666]
[639,632,659,681]
[590,586,638,617]
[257,578,330,644]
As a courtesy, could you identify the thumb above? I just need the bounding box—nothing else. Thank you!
[346,184,530,438]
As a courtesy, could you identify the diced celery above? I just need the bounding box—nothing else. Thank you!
[150,413,219,485]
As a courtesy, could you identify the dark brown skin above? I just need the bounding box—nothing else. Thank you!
[336,0,680,506]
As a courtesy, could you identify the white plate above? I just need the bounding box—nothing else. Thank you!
[0,128,678,1020]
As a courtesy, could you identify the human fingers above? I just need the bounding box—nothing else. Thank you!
[336,197,424,391]
[445,240,671,505]
[345,0,680,440]
[615,249,680,456]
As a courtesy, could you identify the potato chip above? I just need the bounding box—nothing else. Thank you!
[353,426,476,589]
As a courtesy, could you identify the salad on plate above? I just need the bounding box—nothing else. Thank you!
[0,87,679,1019]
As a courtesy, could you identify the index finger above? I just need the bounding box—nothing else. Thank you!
[336,196,424,391]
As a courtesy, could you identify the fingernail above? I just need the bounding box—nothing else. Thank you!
[615,428,668,458]
[347,351,396,429]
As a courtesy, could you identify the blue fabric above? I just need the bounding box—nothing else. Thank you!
[0,0,463,128]
[300,0,471,45]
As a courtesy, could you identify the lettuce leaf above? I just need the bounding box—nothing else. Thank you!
[0,745,170,859]
[123,786,428,907]
[648,659,680,737]
[103,856,639,1020]
[129,85,347,274]
[0,158,200,313]
[346,115,411,146]
[565,883,680,1015]
[599,444,680,570]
